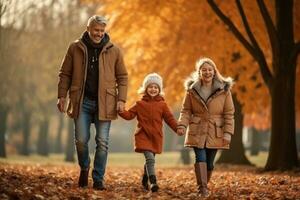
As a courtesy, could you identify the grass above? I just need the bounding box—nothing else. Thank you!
[0,151,268,168]
[246,151,268,167]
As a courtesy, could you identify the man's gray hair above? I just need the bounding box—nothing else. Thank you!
[87,15,108,26]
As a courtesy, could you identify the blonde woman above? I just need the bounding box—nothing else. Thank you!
[177,57,235,197]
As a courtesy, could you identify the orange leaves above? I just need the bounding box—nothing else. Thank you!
[1,163,300,199]
[82,0,300,129]
[244,111,270,131]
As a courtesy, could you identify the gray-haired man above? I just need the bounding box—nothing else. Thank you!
[57,15,128,190]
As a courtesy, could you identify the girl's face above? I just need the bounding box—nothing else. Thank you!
[146,83,160,97]
[200,63,215,84]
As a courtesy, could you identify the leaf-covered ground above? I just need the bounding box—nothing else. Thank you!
[0,163,299,200]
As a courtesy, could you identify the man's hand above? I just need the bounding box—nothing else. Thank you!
[57,97,66,113]
[117,101,125,112]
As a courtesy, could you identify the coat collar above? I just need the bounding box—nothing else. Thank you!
[76,38,114,53]
[189,79,224,96]
[185,76,232,92]
[142,94,164,102]
[186,78,232,110]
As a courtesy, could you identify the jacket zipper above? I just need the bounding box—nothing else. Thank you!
[78,41,89,116]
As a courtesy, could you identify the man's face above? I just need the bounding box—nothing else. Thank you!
[87,22,106,43]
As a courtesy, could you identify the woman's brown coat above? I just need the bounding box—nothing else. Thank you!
[178,79,234,149]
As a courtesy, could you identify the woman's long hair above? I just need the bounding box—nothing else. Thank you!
[191,57,233,83]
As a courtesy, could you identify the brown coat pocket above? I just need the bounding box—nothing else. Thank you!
[67,86,81,118]
[185,131,199,145]
[188,116,201,132]
[69,86,81,103]
[214,119,224,138]
[106,88,117,116]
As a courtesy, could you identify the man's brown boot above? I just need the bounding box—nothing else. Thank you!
[78,168,89,188]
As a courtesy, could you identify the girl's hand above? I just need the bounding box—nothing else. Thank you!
[177,128,186,136]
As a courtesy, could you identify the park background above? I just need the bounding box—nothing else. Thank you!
[0,0,300,199]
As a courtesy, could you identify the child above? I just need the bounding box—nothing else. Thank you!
[119,73,179,192]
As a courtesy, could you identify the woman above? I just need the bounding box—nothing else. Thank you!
[177,57,234,197]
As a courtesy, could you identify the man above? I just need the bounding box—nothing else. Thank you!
[57,15,128,190]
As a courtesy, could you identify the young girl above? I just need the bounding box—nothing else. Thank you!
[119,73,178,192]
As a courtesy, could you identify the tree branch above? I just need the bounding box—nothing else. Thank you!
[235,0,272,88]
[207,0,256,57]
[235,0,260,51]
[256,0,279,62]
[207,0,273,88]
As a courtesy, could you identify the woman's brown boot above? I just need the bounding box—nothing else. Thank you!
[194,162,209,197]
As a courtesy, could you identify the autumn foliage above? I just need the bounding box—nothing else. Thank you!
[1,163,299,199]
[79,0,300,130]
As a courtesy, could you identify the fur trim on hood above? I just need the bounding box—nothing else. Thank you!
[184,76,233,92]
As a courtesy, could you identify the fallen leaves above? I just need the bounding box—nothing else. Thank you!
[0,163,299,200]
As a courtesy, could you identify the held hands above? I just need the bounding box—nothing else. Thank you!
[57,97,66,113]
[117,101,125,113]
[177,127,186,136]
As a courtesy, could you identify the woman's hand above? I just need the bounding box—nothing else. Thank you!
[223,133,231,145]
[223,139,230,146]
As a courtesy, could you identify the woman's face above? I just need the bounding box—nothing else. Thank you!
[200,63,215,84]
[146,83,160,97]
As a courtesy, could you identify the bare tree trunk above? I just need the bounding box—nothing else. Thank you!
[217,94,251,165]
[20,110,31,155]
[54,114,64,153]
[266,71,298,170]
[0,104,8,157]
[37,117,50,156]
[250,127,260,156]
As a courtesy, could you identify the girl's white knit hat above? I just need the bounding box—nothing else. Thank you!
[138,73,164,95]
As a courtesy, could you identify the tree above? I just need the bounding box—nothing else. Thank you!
[249,127,261,156]
[37,116,50,156]
[217,94,251,165]
[54,114,64,153]
[1,0,40,156]
[0,105,8,157]
[0,0,7,158]
[207,0,299,170]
